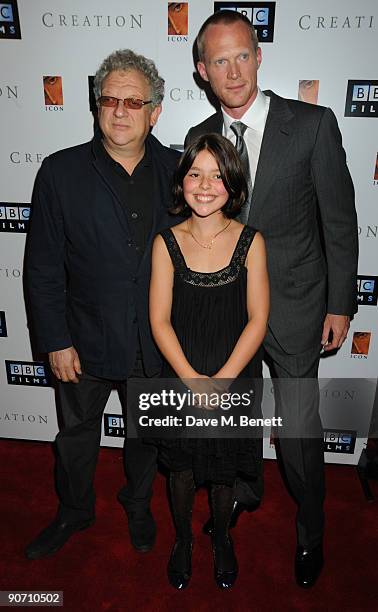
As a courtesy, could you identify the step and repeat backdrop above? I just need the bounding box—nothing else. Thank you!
[0,0,377,464]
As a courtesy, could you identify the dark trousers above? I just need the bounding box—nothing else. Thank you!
[236,329,325,550]
[55,356,158,523]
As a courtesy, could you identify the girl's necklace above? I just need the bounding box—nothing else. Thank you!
[187,218,232,250]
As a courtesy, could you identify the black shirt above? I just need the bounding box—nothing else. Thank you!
[94,136,154,262]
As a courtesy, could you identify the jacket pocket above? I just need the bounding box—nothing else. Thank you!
[290,256,327,287]
[276,160,307,180]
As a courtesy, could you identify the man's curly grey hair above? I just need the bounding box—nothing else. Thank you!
[93,49,165,108]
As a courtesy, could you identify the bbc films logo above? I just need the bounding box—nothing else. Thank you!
[43,76,63,111]
[344,81,378,117]
[350,332,371,359]
[0,203,30,233]
[168,2,188,42]
[214,2,276,42]
[104,414,125,437]
[324,430,356,454]
[357,276,378,306]
[0,311,7,337]
[0,1,21,39]
[5,360,51,386]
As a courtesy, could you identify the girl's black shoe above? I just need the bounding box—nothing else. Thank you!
[212,536,238,589]
[167,539,193,590]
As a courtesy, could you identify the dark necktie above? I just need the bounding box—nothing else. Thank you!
[230,121,252,224]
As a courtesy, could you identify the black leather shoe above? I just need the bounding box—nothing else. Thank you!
[212,536,238,589]
[295,544,324,588]
[167,539,193,590]
[117,493,157,552]
[203,500,259,536]
[25,517,94,560]
[126,508,156,552]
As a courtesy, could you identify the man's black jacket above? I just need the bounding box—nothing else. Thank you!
[25,133,180,379]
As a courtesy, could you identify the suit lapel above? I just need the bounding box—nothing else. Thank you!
[139,158,166,269]
[209,112,223,134]
[200,112,223,135]
[249,91,294,220]
[137,141,176,273]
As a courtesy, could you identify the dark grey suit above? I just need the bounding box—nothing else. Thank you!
[186,91,358,548]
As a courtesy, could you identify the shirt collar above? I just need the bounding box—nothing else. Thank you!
[94,135,151,172]
[222,88,268,134]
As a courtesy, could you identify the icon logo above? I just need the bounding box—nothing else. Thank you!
[0,311,7,337]
[0,1,21,39]
[350,332,371,358]
[344,80,378,117]
[0,203,30,233]
[168,2,188,35]
[298,80,319,105]
[5,360,51,386]
[214,2,276,42]
[357,276,378,305]
[43,76,63,109]
[324,430,356,454]
[104,414,125,437]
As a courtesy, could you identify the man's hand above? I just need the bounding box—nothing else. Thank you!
[49,346,82,383]
[321,314,350,352]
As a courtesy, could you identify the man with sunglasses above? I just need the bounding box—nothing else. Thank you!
[25,49,180,560]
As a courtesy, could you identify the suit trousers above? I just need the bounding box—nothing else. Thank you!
[55,355,158,523]
[235,329,325,550]
[264,328,325,550]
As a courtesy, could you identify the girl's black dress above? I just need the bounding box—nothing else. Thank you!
[157,225,263,486]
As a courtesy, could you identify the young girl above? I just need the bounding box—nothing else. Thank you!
[149,134,269,590]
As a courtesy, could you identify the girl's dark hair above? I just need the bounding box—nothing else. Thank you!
[171,133,248,219]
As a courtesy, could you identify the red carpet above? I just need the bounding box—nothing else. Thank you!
[1,439,377,611]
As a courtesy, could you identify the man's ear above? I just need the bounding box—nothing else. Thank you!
[256,47,262,69]
[150,104,162,127]
[197,61,209,83]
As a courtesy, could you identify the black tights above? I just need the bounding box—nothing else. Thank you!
[169,469,235,542]
[169,469,195,541]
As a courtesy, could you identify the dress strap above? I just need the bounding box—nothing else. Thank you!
[230,225,257,268]
[160,228,187,274]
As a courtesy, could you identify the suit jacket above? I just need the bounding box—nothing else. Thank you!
[185,91,358,354]
[25,132,180,379]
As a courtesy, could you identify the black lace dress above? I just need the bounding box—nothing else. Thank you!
[157,225,263,486]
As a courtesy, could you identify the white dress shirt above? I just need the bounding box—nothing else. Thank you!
[222,88,270,187]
